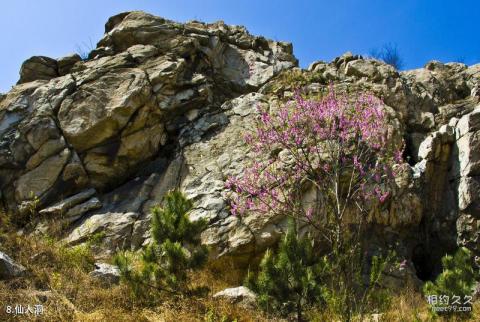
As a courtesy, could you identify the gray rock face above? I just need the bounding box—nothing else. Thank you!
[1,75,89,214]
[453,106,480,259]
[0,251,26,279]
[14,148,71,201]
[89,262,120,286]
[58,68,151,152]
[0,11,297,248]
[455,107,480,177]
[1,11,480,281]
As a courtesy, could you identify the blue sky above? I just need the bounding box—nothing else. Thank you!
[1,0,479,93]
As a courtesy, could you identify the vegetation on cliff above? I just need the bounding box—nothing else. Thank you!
[0,10,479,321]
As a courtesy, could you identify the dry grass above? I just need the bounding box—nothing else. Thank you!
[0,211,479,321]
[380,288,480,322]
[0,212,270,321]
[304,288,480,322]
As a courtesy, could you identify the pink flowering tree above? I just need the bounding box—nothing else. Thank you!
[227,88,403,318]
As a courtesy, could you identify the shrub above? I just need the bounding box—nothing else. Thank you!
[59,243,95,272]
[75,38,94,61]
[246,219,394,321]
[321,248,395,321]
[245,219,327,321]
[369,43,404,70]
[423,247,476,316]
[115,190,208,299]
[227,88,402,320]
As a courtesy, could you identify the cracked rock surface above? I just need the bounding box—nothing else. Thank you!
[1,12,480,282]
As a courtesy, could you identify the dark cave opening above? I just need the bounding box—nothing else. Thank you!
[404,133,418,166]
[411,243,436,281]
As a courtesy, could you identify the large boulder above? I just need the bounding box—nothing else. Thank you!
[0,76,89,214]
[58,68,163,189]
[17,56,58,84]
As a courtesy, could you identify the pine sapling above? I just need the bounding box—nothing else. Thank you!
[423,247,476,316]
[245,219,327,321]
[115,190,208,299]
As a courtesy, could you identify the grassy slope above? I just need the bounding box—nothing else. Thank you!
[1,211,478,321]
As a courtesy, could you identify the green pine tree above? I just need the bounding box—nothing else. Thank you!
[423,247,476,316]
[245,219,327,322]
[115,190,208,299]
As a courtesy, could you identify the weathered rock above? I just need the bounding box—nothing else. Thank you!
[455,107,480,177]
[65,212,139,256]
[58,67,167,189]
[39,188,97,216]
[370,164,423,228]
[89,262,120,285]
[25,137,66,170]
[402,61,471,112]
[418,126,455,161]
[104,11,131,33]
[14,148,70,201]
[130,160,184,249]
[2,10,296,217]
[213,286,257,308]
[58,68,151,152]
[98,11,296,92]
[0,251,26,279]
[0,74,89,214]
[17,56,58,84]
[345,58,398,81]
[57,53,82,76]
[126,44,158,63]
[457,176,480,211]
[0,81,44,137]
[177,93,269,261]
[456,214,480,256]
[64,197,102,223]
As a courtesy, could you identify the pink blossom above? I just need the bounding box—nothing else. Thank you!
[225,87,403,220]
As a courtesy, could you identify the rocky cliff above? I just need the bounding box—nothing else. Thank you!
[1,11,479,285]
